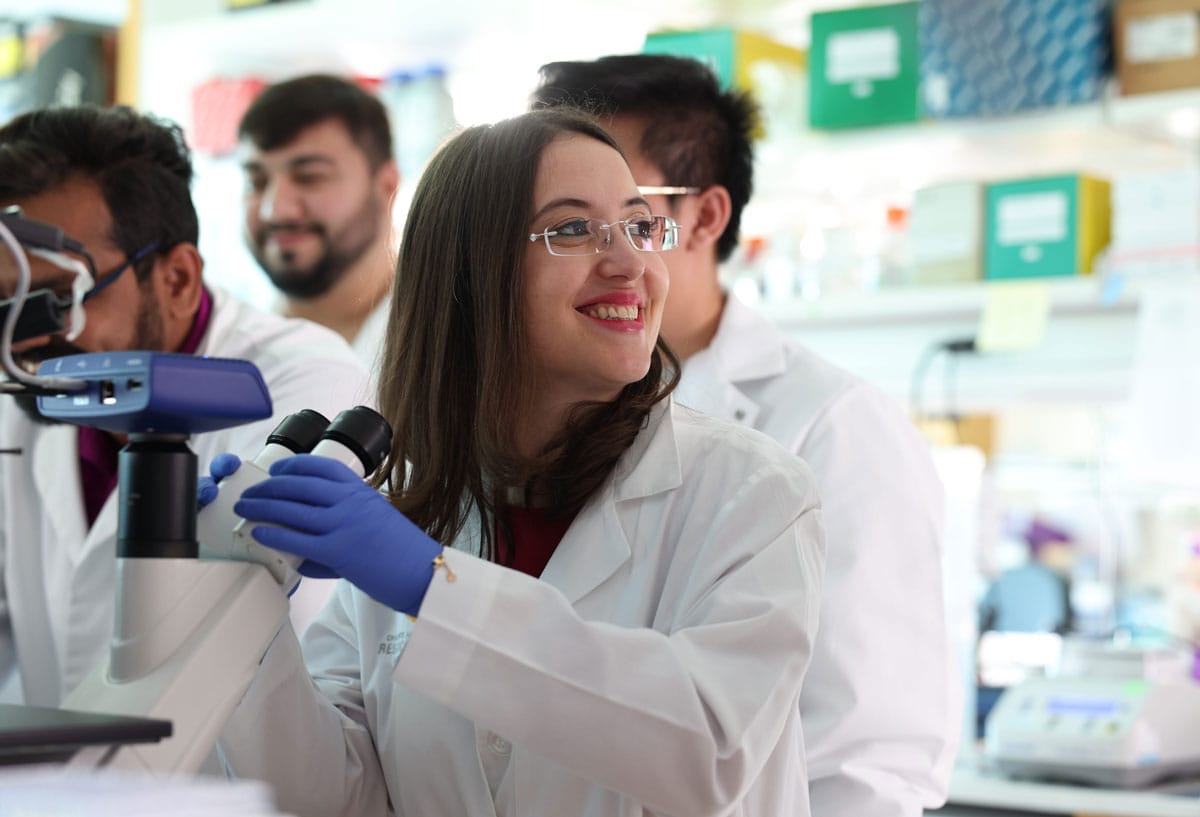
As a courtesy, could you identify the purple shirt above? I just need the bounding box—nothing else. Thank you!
[77,288,213,528]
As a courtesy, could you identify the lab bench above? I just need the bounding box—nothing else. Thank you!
[930,758,1200,817]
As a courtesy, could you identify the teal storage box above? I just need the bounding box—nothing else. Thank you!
[809,2,920,129]
[984,174,1112,280]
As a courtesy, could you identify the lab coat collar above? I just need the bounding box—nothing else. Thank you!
[707,293,788,384]
[611,399,680,502]
[540,400,680,605]
[674,294,786,428]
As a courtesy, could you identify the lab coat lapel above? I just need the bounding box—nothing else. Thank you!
[538,402,681,605]
[538,494,627,606]
[675,294,787,429]
[31,424,86,551]
[16,423,85,704]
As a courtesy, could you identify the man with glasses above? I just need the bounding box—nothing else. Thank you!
[532,55,958,817]
[0,105,370,709]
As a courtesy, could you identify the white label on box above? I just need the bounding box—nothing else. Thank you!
[1127,13,1199,64]
[997,192,1069,246]
[827,28,900,84]
[913,232,974,264]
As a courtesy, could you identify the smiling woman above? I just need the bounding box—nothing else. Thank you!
[214,107,827,817]
[519,133,671,448]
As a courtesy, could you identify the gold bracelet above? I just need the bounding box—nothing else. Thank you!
[432,552,457,583]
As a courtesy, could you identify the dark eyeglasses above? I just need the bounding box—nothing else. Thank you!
[80,242,161,303]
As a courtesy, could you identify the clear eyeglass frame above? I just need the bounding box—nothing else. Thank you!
[529,214,679,257]
[636,185,701,197]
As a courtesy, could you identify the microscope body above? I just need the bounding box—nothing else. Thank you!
[30,352,391,774]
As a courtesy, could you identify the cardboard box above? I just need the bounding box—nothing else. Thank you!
[909,181,985,284]
[808,2,920,129]
[920,0,1114,118]
[1115,0,1200,95]
[642,28,806,138]
[984,174,1112,280]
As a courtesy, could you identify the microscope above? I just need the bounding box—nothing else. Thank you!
[1,207,391,773]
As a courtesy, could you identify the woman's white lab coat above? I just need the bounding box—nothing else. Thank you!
[219,400,826,817]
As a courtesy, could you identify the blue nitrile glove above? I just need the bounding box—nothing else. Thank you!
[197,453,243,509]
[233,454,443,617]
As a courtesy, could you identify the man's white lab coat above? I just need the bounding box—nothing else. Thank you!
[674,294,959,817]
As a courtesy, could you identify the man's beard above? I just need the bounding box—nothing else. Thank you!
[251,192,382,300]
[9,286,166,426]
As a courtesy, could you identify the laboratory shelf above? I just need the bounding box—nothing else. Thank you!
[758,274,1141,330]
[754,273,1180,412]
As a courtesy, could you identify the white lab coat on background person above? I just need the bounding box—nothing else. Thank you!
[0,286,371,707]
[673,293,959,816]
[350,296,390,376]
[218,400,826,817]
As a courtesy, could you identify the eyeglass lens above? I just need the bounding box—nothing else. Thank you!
[542,216,676,256]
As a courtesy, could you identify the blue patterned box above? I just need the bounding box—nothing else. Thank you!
[920,0,1115,118]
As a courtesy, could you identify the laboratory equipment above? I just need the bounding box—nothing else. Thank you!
[31,350,283,772]
[196,405,392,591]
[0,703,170,766]
[2,206,366,773]
[30,351,393,772]
[984,639,1200,787]
[0,287,72,342]
[35,351,273,434]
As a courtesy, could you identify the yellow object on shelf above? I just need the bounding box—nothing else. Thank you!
[0,26,21,80]
[643,28,806,139]
[916,415,996,459]
[975,281,1052,353]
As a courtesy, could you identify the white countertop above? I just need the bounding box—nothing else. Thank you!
[946,755,1200,817]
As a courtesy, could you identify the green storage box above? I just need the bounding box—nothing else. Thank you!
[984,174,1112,280]
[808,2,920,130]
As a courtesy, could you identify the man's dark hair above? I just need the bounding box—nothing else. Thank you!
[239,74,394,171]
[0,104,198,277]
[531,54,758,262]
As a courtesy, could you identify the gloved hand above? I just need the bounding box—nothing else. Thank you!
[233,454,443,617]
[197,453,243,509]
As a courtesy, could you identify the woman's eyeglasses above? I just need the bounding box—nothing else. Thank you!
[529,215,679,257]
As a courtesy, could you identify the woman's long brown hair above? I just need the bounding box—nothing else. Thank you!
[372,108,678,559]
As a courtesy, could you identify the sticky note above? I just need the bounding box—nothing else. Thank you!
[975,281,1051,352]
